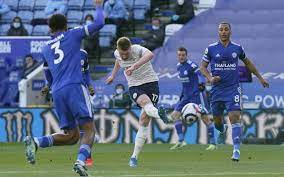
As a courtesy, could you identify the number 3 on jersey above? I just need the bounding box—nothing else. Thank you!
[51,41,64,64]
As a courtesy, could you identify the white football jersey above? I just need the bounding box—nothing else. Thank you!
[114,44,159,87]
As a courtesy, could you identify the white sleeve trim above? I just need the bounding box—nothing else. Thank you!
[194,68,200,73]
[84,25,90,36]
[202,57,209,62]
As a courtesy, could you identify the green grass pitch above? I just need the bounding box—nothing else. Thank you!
[0,143,284,177]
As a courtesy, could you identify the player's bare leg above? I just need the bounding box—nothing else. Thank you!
[73,120,95,176]
[137,94,168,123]
[129,111,151,167]
[169,111,187,150]
[201,115,217,151]
[213,114,228,144]
[24,127,80,164]
[228,111,242,161]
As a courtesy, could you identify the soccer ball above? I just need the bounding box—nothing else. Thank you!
[181,103,202,124]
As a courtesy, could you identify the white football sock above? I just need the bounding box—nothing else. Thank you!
[143,103,160,119]
[131,125,148,159]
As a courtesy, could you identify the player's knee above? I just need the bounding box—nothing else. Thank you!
[140,115,150,126]
[66,129,80,145]
[228,111,241,123]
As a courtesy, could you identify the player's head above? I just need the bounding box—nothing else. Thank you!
[218,22,231,43]
[115,83,125,94]
[177,47,188,63]
[48,14,68,34]
[117,37,132,60]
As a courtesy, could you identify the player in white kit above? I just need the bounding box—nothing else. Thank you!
[106,37,167,167]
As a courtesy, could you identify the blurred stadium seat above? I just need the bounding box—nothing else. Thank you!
[67,10,83,23]
[68,0,84,10]
[1,11,17,23]
[18,0,35,10]
[17,10,34,23]
[32,25,49,36]
[164,24,183,44]
[4,0,18,11]
[99,24,117,47]
[0,24,11,35]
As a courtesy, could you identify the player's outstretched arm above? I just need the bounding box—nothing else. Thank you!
[106,59,120,84]
[200,60,220,84]
[125,50,154,76]
[242,57,269,88]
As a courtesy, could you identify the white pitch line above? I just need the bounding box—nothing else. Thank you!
[123,172,284,177]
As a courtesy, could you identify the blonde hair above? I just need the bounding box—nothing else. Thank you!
[117,37,132,51]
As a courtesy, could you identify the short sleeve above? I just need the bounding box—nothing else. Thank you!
[191,62,199,73]
[133,45,151,57]
[202,47,210,63]
[239,46,246,60]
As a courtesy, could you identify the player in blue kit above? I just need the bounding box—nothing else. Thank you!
[42,49,95,167]
[200,22,269,161]
[23,0,104,176]
[169,47,216,151]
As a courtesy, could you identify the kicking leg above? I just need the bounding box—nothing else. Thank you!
[137,94,168,123]
[129,110,150,167]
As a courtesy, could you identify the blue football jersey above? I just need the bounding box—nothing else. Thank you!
[80,49,91,86]
[202,41,246,101]
[42,7,104,92]
[177,60,204,99]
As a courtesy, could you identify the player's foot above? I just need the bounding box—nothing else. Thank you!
[170,141,187,150]
[24,136,37,164]
[217,124,228,144]
[158,106,168,123]
[205,144,217,151]
[73,161,88,176]
[129,157,138,168]
[85,158,93,167]
[231,149,240,162]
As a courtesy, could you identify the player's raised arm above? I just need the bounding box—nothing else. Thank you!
[106,59,121,84]
[242,57,269,88]
[72,0,105,40]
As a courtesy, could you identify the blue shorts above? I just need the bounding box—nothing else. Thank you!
[175,92,209,113]
[211,89,241,116]
[52,84,93,130]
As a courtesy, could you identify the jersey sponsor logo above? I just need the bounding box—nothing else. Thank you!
[183,70,188,75]
[214,63,237,71]
[232,52,237,58]
[0,41,11,53]
[215,53,220,58]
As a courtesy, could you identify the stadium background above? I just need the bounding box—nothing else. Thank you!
[0,0,283,144]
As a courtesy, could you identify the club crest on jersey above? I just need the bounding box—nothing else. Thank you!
[232,52,237,58]
[133,93,137,99]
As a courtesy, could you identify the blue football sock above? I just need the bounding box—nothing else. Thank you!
[207,122,216,144]
[214,121,224,133]
[232,123,242,151]
[34,135,54,148]
[77,144,91,163]
[175,120,184,142]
